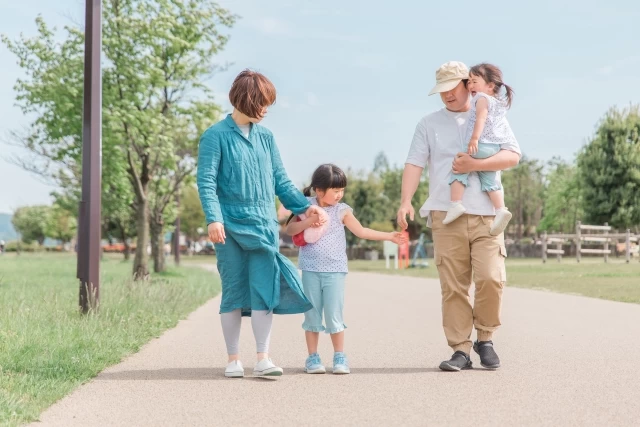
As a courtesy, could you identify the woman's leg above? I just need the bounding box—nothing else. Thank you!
[220,309,242,362]
[251,310,273,361]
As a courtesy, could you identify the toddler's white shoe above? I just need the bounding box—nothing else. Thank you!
[490,208,512,236]
[442,202,466,225]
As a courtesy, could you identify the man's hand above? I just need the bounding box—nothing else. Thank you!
[452,152,478,174]
[208,222,226,244]
[396,202,415,230]
[467,139,479,156]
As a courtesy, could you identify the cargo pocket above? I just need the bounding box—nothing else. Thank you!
[499,245,507,282]
[435,254,446,292]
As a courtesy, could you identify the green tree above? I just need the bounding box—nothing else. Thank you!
[340,153,429,246]
[179,185,206,241]
[538,158,583,233]
[45,204,78,244]
[12,206,51,245]
[577,106,640,230]
[379,164,429,240]
[502,157,545,239]
[2,1,235,278]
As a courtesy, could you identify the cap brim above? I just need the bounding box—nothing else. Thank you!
[428,79,463,96]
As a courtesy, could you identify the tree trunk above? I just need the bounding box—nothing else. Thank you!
[150,215,165,273]
[133,197,150,280]
[119,225,131,261]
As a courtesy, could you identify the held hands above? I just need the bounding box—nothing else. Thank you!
[389,231,408,245]
[208,222,226,244]
[467,138,479,156]
[305,205,327,227]
[396,202,415,230]
[306,214,321,227]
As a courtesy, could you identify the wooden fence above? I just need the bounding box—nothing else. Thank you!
[542,221,638,263]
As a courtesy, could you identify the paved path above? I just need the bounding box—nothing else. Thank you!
[32,268,640,426]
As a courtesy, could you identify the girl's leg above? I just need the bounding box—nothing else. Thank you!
[306,331,320,354]
[443,180,468,225]
[450,180,466,202]
[478,170,512,236]
[330,331,345,353]
[220,309,242,362]
[251,310,273,361]
[323,273,347,351]
[301,271,326,347]
[487,189,505,210]
[302,272,327,374]
[324,273,350,374]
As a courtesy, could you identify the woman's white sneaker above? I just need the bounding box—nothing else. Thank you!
[224,360,244,378]
[253,358,283,377]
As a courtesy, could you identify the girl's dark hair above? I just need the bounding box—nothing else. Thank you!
[302,164,347,196]
[285,164,347,225]
[469,63,514,108]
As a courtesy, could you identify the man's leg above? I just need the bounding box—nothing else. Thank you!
[431,211,474,371]
[469,215,506,368]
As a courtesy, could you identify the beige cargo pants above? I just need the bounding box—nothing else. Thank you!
[431,211,507,354]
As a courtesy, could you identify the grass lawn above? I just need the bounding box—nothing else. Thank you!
[179,252,640,303]
[0,253,220,427]
[349,257,640,304]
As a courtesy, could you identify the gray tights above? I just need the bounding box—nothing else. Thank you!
[220,309,273,355]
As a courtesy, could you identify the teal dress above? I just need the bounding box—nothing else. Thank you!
[197,115,313,317]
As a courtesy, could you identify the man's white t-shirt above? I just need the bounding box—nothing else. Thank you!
[405,108,521,226]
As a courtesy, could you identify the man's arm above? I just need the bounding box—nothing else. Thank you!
[397,164,423,229]
[451,149,520,174]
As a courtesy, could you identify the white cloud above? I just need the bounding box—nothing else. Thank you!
[246,17,292,36]
[300,8,345,17]
[353,53,388,70]
[309,32,364,43]
[306,92,318,107]
[278,96,292,109]
[597,56,640,75]
[243,17,362,43]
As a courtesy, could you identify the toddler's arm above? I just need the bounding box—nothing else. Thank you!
[343,212,407,244]
[468,96,489,154]
[285,214,320,236]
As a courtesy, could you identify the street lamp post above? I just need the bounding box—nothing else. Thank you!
[77,0,102,314]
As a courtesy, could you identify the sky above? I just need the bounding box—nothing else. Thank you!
[1,0,640,213]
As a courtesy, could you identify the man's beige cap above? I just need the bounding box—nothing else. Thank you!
[428,61,469,96]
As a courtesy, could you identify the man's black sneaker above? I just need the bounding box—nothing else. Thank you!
[439,351,473,371]
[473,340,501,369]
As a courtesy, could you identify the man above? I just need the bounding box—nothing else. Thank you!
[397,61,521,371]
